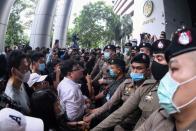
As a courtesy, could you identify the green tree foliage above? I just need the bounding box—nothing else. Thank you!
[5,0,29,46]
[72,1,122,48]
[120,14,133,37]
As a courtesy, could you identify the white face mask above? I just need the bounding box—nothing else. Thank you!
[14,68,31,83]
[22,71,31,83]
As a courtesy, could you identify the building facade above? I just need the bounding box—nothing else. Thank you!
[113,0,196,41]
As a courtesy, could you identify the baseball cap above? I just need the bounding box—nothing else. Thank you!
[27,73,47,87]
[0,108,44,131]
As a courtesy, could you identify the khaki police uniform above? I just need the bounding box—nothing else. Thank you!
[136,108,196,131]
[89,78,145,130]
[91,79,159,131]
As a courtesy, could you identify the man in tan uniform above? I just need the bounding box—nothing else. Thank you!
[136,27,196,131]
[91,37,171,131]
[84,53,151,130]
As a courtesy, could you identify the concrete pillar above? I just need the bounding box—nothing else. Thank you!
[53,0,73,48]
[30,0,57,49]
[0,0,15,52]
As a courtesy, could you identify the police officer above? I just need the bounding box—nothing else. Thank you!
[84,53,150,130]
[116,46,124,60]
[131,45,139,58]
[136,27,196,131]
[91,37,171,131]
[94,59,126,104]
[139,42,152,56]
[92,45,117,85]
[124,42,132,67]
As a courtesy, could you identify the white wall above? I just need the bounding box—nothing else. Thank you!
[114,0,192,41]
[132,0,165,40]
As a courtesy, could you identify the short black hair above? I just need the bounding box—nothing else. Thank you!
[8,50,26,70]
[31,88,58,130]
[31,52,44,63]
[0,54,7,77]
[61,59,80,77]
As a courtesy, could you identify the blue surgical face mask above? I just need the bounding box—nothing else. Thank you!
[104,52,110,60]
[109,68,117,78]
[124,48,129,54]
[130,73,144,82]
[158,72,196,114]
[39,63,46,71]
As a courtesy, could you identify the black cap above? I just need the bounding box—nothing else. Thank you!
[132,45,139,51]
[125,42,132,47]
[152,39,171,54]
[131,53,150,68]
[160,31,166,39]
[165,26,196,62]
[116,46,121,49]
[130,40,137,46]
[109,58,126,72]
[104,45,116,52]
[139,42,152,50]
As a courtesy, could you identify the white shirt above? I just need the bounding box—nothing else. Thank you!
[5,79,30,115]
[57,77,86,121]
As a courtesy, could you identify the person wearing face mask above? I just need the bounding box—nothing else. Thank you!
[92,45,116,80]
[103,45,117,63]
[104,59,126,102]
[84,53,150,130]
[124,42,132,68]
[151,38,171,80]
[92,59,126,104]
[91,40,170,131]
[5,51,31,115]
[136,27,196,131]
[116,46,124,60]
[30,52,46,74]
[91,45,117,89]
[124,42,132,56]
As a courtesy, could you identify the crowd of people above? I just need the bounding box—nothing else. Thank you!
[0,26,195,131]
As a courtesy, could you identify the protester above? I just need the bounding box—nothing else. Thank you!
[5,51,31,115]
[57,59,90,121]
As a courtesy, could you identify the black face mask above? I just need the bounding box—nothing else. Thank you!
[151,61,168,81]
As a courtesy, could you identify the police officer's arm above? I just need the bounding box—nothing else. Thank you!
[90,58,101,77]
[92,70,103,83]
[91,86,143,131]
[92,82,125,119]
[135,109,160,131]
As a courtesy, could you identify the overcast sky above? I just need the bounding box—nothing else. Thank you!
[69,0,113,28]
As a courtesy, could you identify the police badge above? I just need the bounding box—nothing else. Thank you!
[178,31,192,45]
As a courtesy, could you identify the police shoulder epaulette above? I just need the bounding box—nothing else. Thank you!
[142,79,156,85]
[124,78,132,84]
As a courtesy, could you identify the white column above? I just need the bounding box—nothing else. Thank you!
[0,0,15,52]
[30,0,57,49]
[53,0,73,48]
